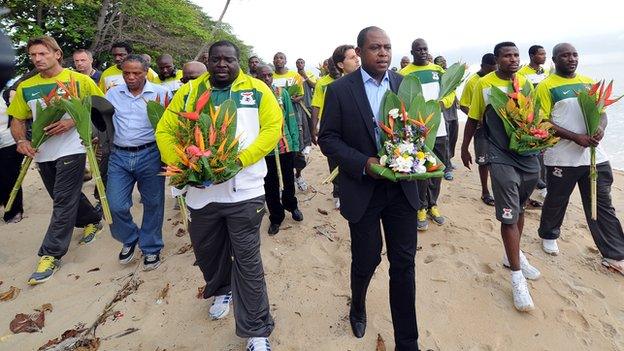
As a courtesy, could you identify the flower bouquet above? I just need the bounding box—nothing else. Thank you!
[577,80,623,219]
[489,75,559,156]
[161,83,242,189]
[55,78,113,224]
[323,63,466,183]
[5,90,65,212]
[369,75,446,181]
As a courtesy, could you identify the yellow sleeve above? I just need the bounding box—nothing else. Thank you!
[440,91,455,109]
[534,80,553,119]
[147,68,157,82]
[6,84,31,120]
[98,70,107,92]
[155,83,191,165]
[459,76,476,108]
[82,75,104,97]
[468,79,486,121]
[237,84,282,167]
[311,80,325,108]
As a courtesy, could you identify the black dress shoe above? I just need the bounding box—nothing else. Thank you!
[291,209,304,222]
[349,311,366,338]
[268,223,280,235]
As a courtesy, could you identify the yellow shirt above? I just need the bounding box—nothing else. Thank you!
[517,64,548,86]
[311,74,335,119]
[468,72,532,121]
[459,73,481,109]
[99,65,157,93]
[535,73,606,167]
[152,70,184,92]
[7,69,104,162]
[272,70,304,96]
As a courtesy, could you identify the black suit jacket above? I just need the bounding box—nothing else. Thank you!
[318,68,419,223]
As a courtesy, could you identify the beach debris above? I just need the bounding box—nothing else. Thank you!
[317,208,328,215]
[35,303,53,313]
[176,243,193,255]
[156,283,170,305]
[103,327,139,340]
[0,286,20,302]
[10,308,47,334]
[313,224,335,242]
[175,227,186,237]
[112,311,124,321]
[37,325,87,350]
[87,267,101,273]
[196,286,205,299]
[376,334,386,351]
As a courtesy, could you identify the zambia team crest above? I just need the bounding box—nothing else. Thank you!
[432,72,439,81]
[240,92,255,105]
[552,167,563,178]
[502,208,513,219]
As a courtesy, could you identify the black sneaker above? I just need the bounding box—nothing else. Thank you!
[119,242,137,265]
[268,223,280,236]
[143,253,161,271]
[291,209,304,222]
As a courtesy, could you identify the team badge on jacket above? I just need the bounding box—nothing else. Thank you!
[240,92,256,105]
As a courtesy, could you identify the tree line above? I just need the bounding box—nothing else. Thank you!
[2,0,253,73]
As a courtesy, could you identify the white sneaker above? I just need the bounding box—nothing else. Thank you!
[333,197,340,209]
[503,251,541,280]
[246,337,271,351]
[511,271,535,312]
[209,292,232,320]
[295,177,308,191]
[542,239,560,256]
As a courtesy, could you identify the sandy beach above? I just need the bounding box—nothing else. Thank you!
[1,144,623,351]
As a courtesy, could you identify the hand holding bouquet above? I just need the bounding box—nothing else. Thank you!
[577,80,623,219]
[161,84,242,189]
[489,75,559,155]
[369,75,446,181]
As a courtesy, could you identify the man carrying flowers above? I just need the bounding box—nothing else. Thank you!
[105,54,171,271]
[156,40,281,351]
[399,38,454,230]
[256,64,303,236]
[461,42,541,312]
[8,36,104,285]
[535,43,624,274]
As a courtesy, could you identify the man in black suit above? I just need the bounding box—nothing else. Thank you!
[318,26,420,351]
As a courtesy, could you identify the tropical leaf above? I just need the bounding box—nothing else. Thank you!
[398,75,423,111]
[147,100,166,129]
[438,62,466,100]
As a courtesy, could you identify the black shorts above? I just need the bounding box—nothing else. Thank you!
[474,126,489,165]
[490,163,539,224]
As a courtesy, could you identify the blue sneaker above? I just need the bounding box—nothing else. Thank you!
[28,255,60,285]
[444,171,454,181]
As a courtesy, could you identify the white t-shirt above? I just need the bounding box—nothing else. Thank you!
[0,97,16,149]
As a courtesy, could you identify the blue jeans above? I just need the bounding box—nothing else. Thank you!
[107,145,164,254]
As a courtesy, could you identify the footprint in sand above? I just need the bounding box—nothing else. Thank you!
[560,309,591,331]
[430,242,457,255]
[424,255,437,264]
[478,263,495,274]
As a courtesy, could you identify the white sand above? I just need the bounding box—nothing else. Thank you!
[1,145,623,350]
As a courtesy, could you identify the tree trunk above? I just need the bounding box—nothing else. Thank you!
[194,0,231,60]
[89,0,112,52]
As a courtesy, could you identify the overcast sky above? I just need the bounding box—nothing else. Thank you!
[196,0,624,70]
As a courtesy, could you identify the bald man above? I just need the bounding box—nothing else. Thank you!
[181,61,207,83]
[155,54,183,92]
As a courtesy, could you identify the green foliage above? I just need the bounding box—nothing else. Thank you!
[397,75,422,111]
[3,0,254,74]
[438,62,466,100]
